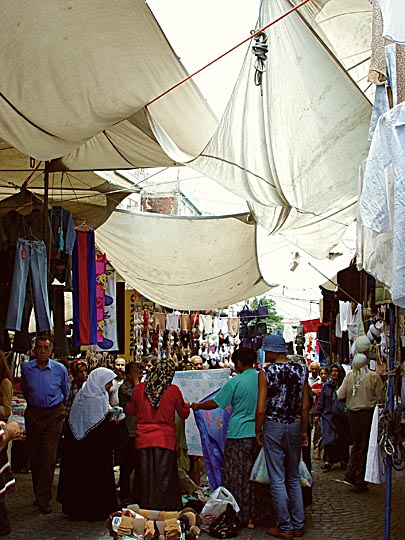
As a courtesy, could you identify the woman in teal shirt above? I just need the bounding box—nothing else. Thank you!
[192,347,266,527]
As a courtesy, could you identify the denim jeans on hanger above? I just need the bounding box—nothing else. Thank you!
[51,286,69,358]
[12,282,35,353]
[6,239,51,332]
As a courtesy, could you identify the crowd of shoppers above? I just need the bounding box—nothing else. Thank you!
[0,329,386,539]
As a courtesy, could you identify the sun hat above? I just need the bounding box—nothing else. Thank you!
[352,352,368,370]
[261,333,286,353]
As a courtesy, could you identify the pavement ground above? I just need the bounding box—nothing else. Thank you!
[4,457,405,540]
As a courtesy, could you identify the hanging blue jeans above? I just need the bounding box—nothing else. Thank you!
[6,239,51,332]
[263,420,305,533]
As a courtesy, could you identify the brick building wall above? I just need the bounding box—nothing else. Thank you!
[141,196,174,215]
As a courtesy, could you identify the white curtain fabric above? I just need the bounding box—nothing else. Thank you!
[150,0,372,259]
[358,101,405,307]
[0,139,134,227]
[0,0,374,286]
[0,0,218,169]
[95,211,273,310]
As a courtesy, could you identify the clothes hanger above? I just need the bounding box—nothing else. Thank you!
[22,225,40,241]
[75,217,93,232]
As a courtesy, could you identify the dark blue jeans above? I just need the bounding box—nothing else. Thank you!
[6,239,51,332]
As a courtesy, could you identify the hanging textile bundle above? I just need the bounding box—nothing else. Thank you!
[251,30,268,87]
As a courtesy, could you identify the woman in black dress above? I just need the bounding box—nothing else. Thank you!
[57,367,118,521]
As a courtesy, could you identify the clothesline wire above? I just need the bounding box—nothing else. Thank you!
[134,167,170,188]
[144,0,312,108]
[2,166,357,230]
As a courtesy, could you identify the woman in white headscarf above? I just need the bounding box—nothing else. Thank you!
[57,367,119,520]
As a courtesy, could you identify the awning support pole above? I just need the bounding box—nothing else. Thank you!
[385,303,395,540]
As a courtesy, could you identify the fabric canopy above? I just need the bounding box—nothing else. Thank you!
[0,138,134,228]
[95,211,274,310]
[149,0,372,259]
[0,0,218,170]
[0,0,374,303]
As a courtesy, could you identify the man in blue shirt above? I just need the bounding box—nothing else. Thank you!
[21,336,70,514]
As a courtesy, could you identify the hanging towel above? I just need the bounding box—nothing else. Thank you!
[73,230,97,346]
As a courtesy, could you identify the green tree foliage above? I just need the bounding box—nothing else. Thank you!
[251,296,283,328]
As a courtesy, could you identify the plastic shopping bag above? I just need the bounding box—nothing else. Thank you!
[249,447,270,484]
[208,503,240,539]
[200,486,240,530]
[299,457,313,487]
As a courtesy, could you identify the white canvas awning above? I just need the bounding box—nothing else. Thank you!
[0,0,218,171]
[0,0,374,306]
[149,0,372,259]
[95,210,274,309]
[0,138,135,227]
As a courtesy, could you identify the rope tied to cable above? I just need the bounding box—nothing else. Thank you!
[251,30,268,88]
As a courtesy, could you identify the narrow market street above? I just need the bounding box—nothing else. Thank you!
[5,458,404,540]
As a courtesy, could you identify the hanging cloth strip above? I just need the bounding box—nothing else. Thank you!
[95,253,107,345]
[95,267,118,351]
[72,230,97,346]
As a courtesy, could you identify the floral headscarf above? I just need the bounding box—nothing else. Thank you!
[145,357,175,409]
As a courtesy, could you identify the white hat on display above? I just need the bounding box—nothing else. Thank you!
[352,352,368,370]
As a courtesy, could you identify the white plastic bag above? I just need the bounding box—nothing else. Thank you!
[250,447,270,484]
[200,486,240,530]
[299,457,313,487]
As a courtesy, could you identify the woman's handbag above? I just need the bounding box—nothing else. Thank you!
[256,320,267,336]
[256,299,269,319]
[247,321,258,338]
[239,323,248,339]
[208,503,239,539]
[238,304,254,321]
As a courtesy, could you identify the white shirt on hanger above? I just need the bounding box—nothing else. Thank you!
[378,0,405,44]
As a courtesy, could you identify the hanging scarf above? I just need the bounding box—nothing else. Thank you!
[145,356,175,409]
[69,367,115,440]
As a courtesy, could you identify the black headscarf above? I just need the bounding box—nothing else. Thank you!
[330,363,345,388]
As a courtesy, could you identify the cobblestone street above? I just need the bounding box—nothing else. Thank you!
[4,458,404,540]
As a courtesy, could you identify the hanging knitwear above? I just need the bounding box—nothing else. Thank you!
[73,230,97,346]
[95,253,107,344]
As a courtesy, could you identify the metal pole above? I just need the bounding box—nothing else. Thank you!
[43,161,49,249]
[385,304,395,540]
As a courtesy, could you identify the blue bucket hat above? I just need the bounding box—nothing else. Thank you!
[262,333,286,353]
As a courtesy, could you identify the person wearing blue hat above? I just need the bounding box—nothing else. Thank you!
[256,333,310,539]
